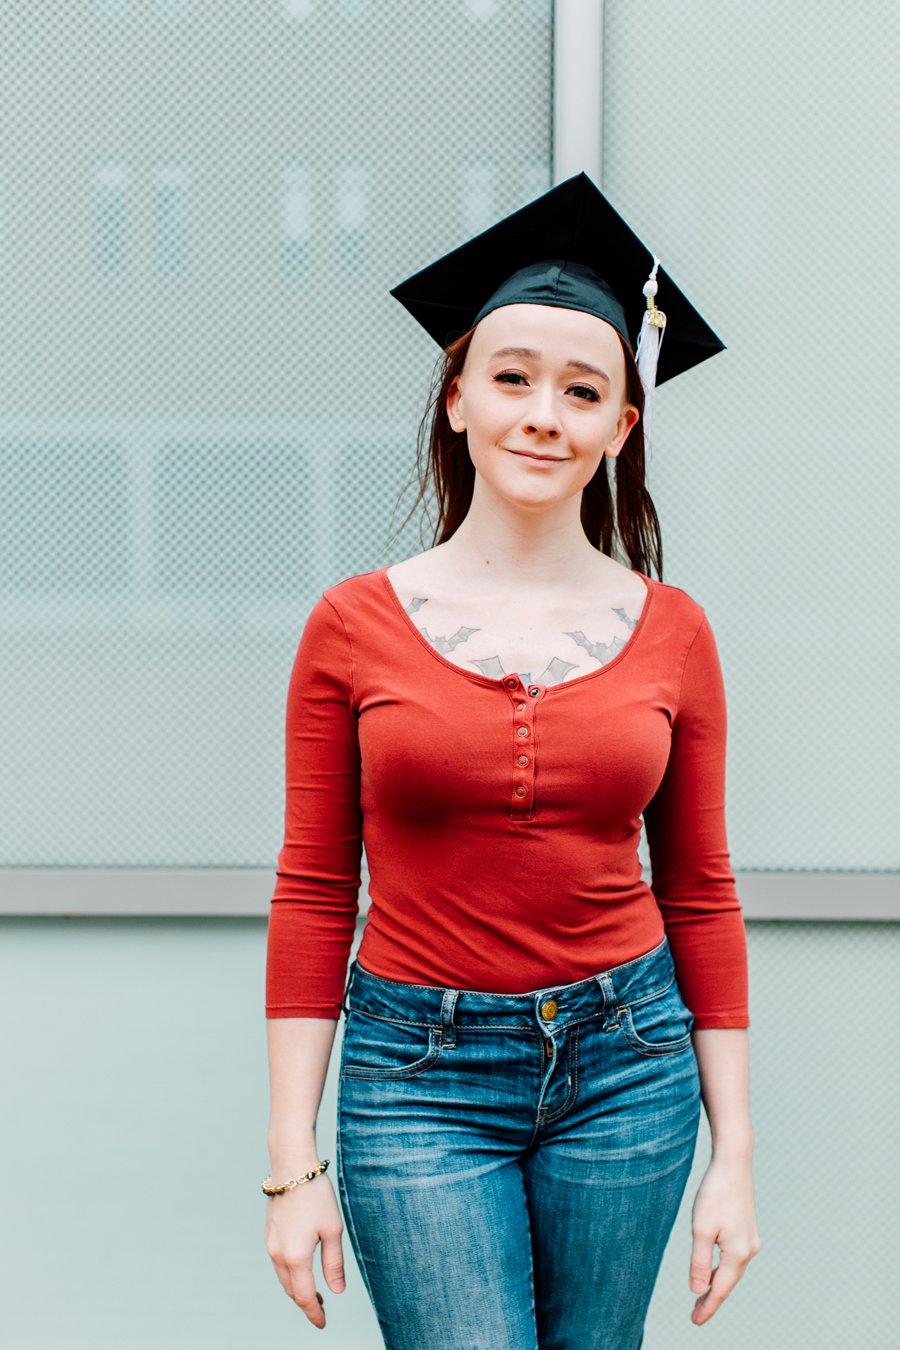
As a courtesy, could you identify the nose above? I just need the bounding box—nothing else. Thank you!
[521,384,562,439]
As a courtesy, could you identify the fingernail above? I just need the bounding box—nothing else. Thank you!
[335,1278,345,1290]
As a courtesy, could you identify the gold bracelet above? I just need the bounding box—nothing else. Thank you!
[262,1159,331,1196]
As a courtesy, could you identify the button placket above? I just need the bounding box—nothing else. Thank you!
[503,675,543,820]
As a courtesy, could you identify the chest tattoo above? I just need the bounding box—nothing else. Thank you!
[402,594,641,687]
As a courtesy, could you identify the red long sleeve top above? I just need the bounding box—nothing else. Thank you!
[265,566,750,1029]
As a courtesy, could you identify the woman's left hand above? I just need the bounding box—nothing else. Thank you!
[688,1154,762,1325]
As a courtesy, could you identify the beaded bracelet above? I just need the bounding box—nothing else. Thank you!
[262,1159,331,1196]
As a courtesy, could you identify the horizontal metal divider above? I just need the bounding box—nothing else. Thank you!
[1,868,898,921]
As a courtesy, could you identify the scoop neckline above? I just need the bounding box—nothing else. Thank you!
[377,563,655,693]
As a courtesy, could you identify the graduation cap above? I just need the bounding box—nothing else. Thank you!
[389,171,725,445]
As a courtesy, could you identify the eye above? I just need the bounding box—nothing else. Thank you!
[492,371,601,403]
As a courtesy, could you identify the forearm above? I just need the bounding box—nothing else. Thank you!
[267,1015,339,1171]
[691,1027,754,1161]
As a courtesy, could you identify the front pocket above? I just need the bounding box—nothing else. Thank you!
[340,1009,444,1080]
[617,978,695,1058]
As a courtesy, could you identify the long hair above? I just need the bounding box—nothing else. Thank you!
[389,325,664,581]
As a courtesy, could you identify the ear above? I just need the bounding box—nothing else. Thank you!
[446,378,465,432]
[604,403,640,458]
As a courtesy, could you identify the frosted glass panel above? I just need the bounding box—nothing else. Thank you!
[0,0,552,867]
[605,0,899,871]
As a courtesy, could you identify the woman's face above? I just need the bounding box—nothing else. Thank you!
[446,302,639,512]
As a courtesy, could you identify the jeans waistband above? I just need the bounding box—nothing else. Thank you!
[342,935,678,1035]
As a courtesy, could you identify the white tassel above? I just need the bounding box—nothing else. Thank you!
[634,256,666,451]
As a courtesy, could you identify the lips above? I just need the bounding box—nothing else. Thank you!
[507,449,564,463]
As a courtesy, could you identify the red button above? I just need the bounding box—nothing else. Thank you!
[516,701,526,712]
[515,785,527,797]
[505,677,518,689]
[516,726,529,737]
[517,754,529,766]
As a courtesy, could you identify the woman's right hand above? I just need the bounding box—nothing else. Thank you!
[265,1167,347,1331]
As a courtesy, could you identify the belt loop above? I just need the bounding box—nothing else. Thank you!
[440,989,459,1048]
[341,959,358,1017]
[595,971,616,1025]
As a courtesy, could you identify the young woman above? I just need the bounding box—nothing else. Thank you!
[263,173,761,1349]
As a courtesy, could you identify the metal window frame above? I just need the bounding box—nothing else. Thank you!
[554,0,895,921]
[553,0,604,185]
[0,4,894,922]
[1,867,898,919]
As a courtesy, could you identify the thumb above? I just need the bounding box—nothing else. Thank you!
[321,1235,346,1292]
[690,1240,713,1293]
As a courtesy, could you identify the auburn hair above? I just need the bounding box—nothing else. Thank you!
[389,325,663,581]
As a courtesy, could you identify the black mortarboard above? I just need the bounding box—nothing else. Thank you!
[389,172,725,442]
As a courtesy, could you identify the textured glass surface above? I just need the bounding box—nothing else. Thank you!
[2,0,895,879]
[0,0,552,867]
[607,0,899,871]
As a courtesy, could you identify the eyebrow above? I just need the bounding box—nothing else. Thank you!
[487,346,611,386]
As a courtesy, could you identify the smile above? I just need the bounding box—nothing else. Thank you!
[506,449,566,464]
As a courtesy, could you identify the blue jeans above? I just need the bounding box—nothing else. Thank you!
[336,935,702,1350]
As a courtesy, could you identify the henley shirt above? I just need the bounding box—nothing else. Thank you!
[265,566,750,1029]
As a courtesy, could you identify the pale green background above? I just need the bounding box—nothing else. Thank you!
[1,1,898,1346]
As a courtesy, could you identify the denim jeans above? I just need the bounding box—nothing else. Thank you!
[336,934,702,1350]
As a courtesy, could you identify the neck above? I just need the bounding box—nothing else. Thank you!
[435,476,607,592]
